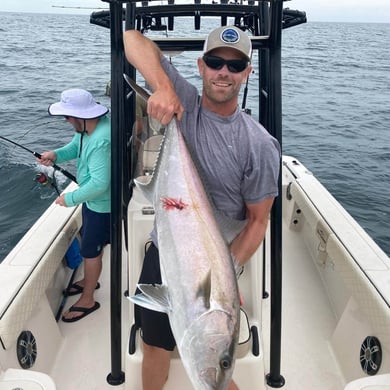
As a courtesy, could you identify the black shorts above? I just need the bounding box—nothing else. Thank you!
[80,204,111,259]
[134,243,176,351]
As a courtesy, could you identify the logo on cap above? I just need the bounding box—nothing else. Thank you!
[220,28,240,44]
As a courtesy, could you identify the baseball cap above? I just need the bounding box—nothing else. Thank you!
[203,25,252,61]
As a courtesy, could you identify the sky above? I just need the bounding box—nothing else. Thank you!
[1,0,390,23]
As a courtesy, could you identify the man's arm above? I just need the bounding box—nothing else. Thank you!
[123,30,183,124]
[230,197,275,266]
[63,143,111,207]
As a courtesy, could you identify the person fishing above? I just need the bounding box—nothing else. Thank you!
[37,88,111,322]
[123,25,281,389]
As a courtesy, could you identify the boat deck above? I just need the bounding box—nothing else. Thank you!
[49,221,345,389]
[51,246,127,390]
[275,226,344,389]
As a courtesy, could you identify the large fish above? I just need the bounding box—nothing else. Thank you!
[127,76,240,389]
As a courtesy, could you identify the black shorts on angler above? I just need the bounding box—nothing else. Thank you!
[134,242,176,351]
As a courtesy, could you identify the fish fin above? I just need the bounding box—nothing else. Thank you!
[128,284,171,313]
[128,293,168,313]
[133,128,167,204]
[197,271,211,309]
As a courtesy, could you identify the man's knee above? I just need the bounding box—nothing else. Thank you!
[143,343,171,362]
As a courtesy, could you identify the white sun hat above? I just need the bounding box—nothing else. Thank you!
[48,89,109,119]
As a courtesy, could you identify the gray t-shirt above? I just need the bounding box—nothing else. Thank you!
[161,56,281,221]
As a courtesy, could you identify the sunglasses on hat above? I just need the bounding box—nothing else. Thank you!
[203,55,248,73]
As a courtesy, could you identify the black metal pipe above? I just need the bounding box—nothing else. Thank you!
[262,238,269,299]
[107,0,125,386]
[266,0,285,387]
[124,1,137,201]
[257,0,269,130]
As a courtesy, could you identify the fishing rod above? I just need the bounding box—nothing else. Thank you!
[17,120,56,145]
[0,135,77,183]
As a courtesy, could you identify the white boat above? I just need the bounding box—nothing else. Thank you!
[1,1,389,389]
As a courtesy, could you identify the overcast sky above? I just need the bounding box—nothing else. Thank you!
[1,0,390,23]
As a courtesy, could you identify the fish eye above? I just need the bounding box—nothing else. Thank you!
[220,356,232,370]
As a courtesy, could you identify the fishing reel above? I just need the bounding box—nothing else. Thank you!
[34,172,60,195]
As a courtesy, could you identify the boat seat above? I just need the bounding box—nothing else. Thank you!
[135,134,163,181]
[344,374,390,389]
[142,134,163,174]
[0,368,56,390]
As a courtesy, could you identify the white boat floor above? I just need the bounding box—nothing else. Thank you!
[51,245,128,390]
[49,224,346,389]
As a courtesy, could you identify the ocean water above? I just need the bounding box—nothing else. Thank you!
[0,12,389,261]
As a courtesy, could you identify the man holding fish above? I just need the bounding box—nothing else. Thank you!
[124,25,280,389]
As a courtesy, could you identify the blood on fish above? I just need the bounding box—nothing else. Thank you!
[161,197,188,211]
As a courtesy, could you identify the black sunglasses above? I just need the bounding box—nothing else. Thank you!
[203,55,248,73]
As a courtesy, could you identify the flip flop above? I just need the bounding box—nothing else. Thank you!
[63,282,100,297]
[62,302,100,323]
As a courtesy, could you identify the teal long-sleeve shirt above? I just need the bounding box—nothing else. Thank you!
[54,115,111,213]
